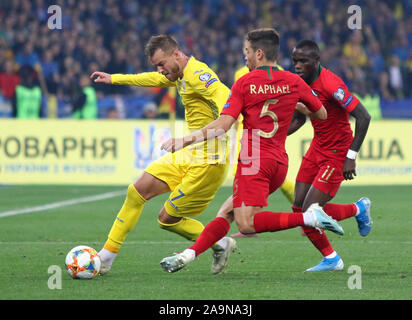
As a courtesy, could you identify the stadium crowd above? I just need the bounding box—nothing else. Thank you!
[0,0,411,118]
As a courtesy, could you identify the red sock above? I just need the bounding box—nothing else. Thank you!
[253,211,304,233]
[324,203,357,221]
[292,206,307,236]
[189,217,229,257]
[293,204,334,256]
[301,226,334,256]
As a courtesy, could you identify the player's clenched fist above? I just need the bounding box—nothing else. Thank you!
[90,71,112,84]
[161,138,185,153]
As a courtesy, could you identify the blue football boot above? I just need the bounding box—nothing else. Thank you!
[306,254,344,271]
[354,197,373,237]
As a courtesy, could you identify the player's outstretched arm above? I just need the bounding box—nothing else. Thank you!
[90,71,112,84]
[343,102,371,180]
[161,114,236,153]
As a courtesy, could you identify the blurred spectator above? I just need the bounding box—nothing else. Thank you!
[71,73,98,119]
[15,43,41,69]
[0,59,20,100]
[379,71,395,101]
[386,54,405,99]
[343,31,368,68]
[404,48,412,97]
[40,50,59,94]
[366,41,385,74]
[12,65,42,118]
[106,107,119,119]
[142,102,158,119]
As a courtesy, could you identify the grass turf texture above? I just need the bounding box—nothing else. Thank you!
[0,184,411,300]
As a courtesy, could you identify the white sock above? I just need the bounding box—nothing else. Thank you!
[216,237,228,250]
[182,249,196,262]
[98,248,117,263]
[354,203,360,216]
[211,237,228,252]
[302,211,314,227]
[325,251,337,259]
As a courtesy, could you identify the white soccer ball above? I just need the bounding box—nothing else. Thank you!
[65,245,101,279]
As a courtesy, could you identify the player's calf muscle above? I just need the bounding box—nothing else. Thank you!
[234,207,259,234]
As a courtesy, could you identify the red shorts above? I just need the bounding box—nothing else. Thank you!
[296,143,346,197]
[233,158,288,208]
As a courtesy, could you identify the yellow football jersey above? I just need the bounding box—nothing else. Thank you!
[111,56,230,130]
[111,56,231,163]
[111,57,231,218]
[234,65,249,82]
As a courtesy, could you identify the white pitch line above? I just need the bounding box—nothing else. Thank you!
[0,190,126,219]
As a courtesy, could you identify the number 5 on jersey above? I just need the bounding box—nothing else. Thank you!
[259,99,279,138]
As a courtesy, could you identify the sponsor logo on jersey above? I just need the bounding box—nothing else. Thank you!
[193,70,204,75]
[205,78,218,88]
[222,92,231,109]
[333,88,345,101]
[342,95,353,108]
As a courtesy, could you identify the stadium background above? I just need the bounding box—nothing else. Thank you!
[0,0,411,186]
[1,0,412,303]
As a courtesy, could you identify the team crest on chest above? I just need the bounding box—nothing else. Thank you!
[199,72,212,81]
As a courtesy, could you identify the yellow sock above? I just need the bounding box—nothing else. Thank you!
[158,217,204,241]
[280,178,295,204]
[104,184,146,253]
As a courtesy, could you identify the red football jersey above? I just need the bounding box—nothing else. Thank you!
[309,66,359,154]
[221,66,322,165]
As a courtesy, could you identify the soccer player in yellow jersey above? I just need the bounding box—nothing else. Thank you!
[90,35,233,274]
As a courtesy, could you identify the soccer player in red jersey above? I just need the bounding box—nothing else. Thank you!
[290,40,372,271]
[159,29,345,273]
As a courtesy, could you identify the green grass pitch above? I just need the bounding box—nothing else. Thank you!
[0,184,411,300]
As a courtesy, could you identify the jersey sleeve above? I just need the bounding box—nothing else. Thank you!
[111,72,175,87]
[326,74,359,113]
[220,79,244,120]
[190,69,231,112]
[296,77,323,112]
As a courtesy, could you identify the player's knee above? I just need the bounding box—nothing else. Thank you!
[217,210,234,223]
[158,210,181,225]
[134,172,169,200]
[133,181,152,200]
